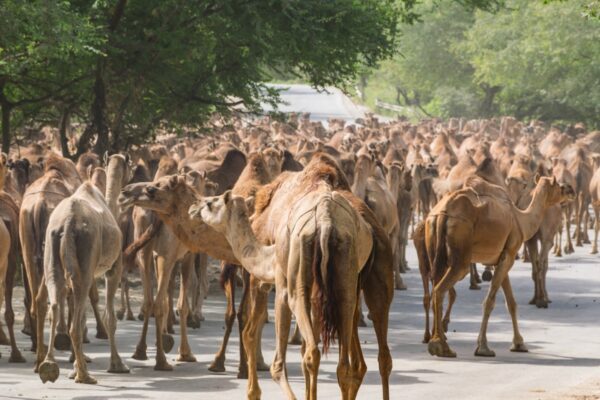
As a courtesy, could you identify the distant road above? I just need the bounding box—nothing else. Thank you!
[264,83,370,124]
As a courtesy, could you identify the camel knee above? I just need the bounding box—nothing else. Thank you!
[303,345,321,374]
[378,348,392,378]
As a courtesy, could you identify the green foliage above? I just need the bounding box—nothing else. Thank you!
[365,0,600,127]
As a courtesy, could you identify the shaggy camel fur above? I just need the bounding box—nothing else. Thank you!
[193,154,393,400]
[37,154,131,384]
[191,183,374,400]
[425,176,574,358]
[0,155,25,362]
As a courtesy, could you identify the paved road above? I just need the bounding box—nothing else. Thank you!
[2,86,600,399]
[264,84,369,124]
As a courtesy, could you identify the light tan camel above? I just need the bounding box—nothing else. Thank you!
[552,158,577,255]
[0,219,11,359]
[190,182,374,400]
[37,154,131,384]
[195,153,392,400]
[425,176,575,358]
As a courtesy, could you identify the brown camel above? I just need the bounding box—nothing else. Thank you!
[190,177,375,399]
[37,154,131,384]
[0,154,25,362]
[0,219,11,359]
[589,154,600,254]
[425,176,574,358]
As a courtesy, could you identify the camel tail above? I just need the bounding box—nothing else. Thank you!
[123,213,163,262]
[32,201,49,277]
[428,214,448,283]
[312,219,338,355]
[60,213,80,281]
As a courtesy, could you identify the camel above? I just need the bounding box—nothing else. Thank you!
[565,146,592,246]
[37,154,131,384]
[387,162,413,275]
[425,175,575,358]
[0,154,25,362]
[552,158,577,255]
[189,158,385,400]
[352,152,404,290]
[589,155,600,254]
[20,154,106,355]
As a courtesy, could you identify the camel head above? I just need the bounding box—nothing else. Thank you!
[119,173,198,214]
[262,147,284,178]
[533,175,576,206]
[188,190,249,234]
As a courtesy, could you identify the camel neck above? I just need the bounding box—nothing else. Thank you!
[352,168,370,200]
[515,185,548,240]
[105,165,123,219]
[224,211,275,284]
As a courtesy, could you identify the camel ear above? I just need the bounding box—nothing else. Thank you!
[223,190,232,204]
[534,173,541,184]
[168,175,178,188]
[199,170,207,179]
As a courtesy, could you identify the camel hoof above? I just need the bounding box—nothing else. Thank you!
[75,374,97,384]
[186,315,201,329]
[395,283,407,291]
[96,328,108,340]
[592,249,598,255]
[108,360,130,373]
[21,326,32,337]
[428,339,456,358]
[54,333,71,351]
[474,345,496,357]
[69,353,92,363]
[162,334,175,353]
[422,333,431,344]
[116,310,125,320]
[39,361,60,383]
[237,369,248,379]
[177,353,197,362]
[126,313,136,321]
[482,270,493,282]
[257,361,270,371]
[536,299,549,309]
[154,360,173,371]
[357,317,367,328]
[510,343,529,353]
[137,312,145,321]
[469,283,481,290]
[208,360,226,373]
[131,347,148,361]
[9,350,26,363]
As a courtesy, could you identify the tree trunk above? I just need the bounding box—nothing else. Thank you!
[1,103,12,154]
[92,62,110,155]
[480,84,501,117]
[59,108,74,159]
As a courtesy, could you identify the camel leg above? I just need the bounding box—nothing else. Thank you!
[271,271,295,399]
[71,286,96,384]
[54,294,71,351]
[469,264,481,290]
[22,267,33,339]
[105,259,129,374]
[176,255,196,362]
[362,269,393,400]
[124,274,135,321]
[242,278,269,400]
[592,206,599,254]
[34,283,48,373]
[575,195,584,247]
[428,266,465,358]
[4,249,25,362]
[190,253,208,326]
[132,249,154,360]
[237,269,250,379]
[540,240,553,306]
[421,273,431,344]
[209,263,236,373]
[554,221,563,257]
[38,290,61,383]
[583,205,591,244]
[500,275,528,352]
[117,271,127,321]
[255,302,270,372]
[564,206,574,253]
[153,255,175,371]
[346,302,367,400]
[166,267,177,334]
[475,250,517,357]
[442,287,456,333]
[89,282,107,339]
[526,239,541,306]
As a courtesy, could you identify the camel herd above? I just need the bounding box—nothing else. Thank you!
[0,112,598,399]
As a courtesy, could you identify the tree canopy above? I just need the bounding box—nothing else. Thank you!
[364,0,600,127]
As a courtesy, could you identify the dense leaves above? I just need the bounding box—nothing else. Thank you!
[364,0,600,127]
